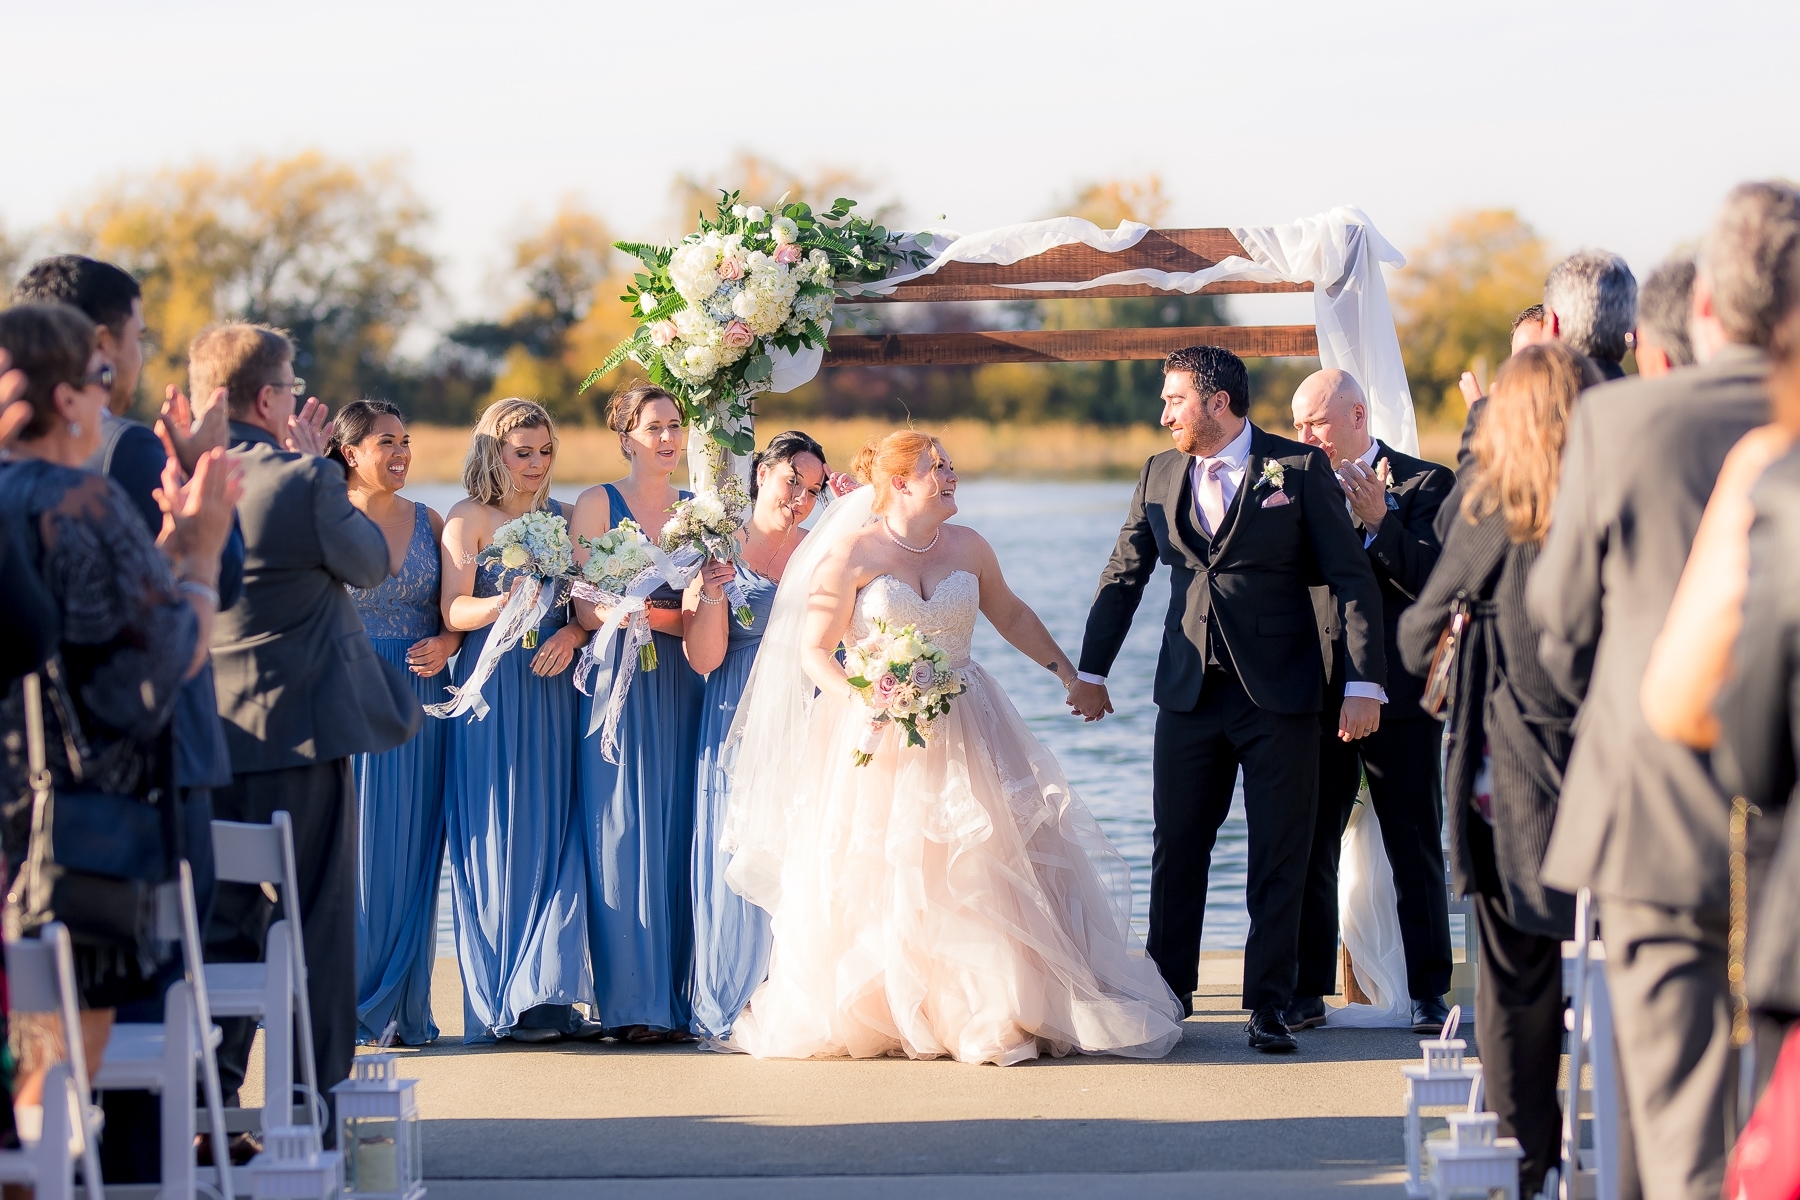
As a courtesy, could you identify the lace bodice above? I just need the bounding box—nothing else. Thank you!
[848,570,978,665]
[351,502,441,640]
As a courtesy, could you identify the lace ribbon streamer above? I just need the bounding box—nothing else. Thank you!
[424,575,551,721]
[571,543,705,758]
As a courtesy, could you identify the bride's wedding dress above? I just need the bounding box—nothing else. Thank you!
[728,561,1185,1065]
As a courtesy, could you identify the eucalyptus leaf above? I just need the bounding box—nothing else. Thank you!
[742,354,774,383]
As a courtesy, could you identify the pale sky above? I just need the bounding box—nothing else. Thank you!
[5,0,1796,338]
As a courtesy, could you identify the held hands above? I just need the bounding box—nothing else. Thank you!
[1337,459,1391,529]
[1338,695,1381,742]
[1066,678,1113,723]
[158,385,230,473]
[285,397,331,456]
[530,623,585,677]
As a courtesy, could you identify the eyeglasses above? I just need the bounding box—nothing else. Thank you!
[266,376,306,398]
[79,364,115,392]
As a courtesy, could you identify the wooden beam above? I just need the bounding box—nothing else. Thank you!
[847,279,1313,304]
[892,228,1257,288]
[821,325,1319,367]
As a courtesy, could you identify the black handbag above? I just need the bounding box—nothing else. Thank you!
[5,664,176,962]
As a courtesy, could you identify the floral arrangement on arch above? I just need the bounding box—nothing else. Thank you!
[584,192,926,455]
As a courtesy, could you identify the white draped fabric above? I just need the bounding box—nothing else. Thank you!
[1327,797,1415,1028]
[763,207,1418,454]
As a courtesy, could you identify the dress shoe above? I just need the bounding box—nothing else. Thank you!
[566,1016,608,1041]
[506,1025,563,1044]
[1411,996,1452,1035]
[1246,1004,1298,1053]
[1283,996,1328,1031]
[196,1131,262,1167]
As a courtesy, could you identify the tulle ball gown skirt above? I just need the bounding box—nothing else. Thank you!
[354,637,451,1045]
[730,661,1185,1066]
[442,624,591,1042]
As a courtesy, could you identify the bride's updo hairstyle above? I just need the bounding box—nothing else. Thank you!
[463,397,556,510]
[851,430,948,514]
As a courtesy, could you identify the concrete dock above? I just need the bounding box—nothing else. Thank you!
[246,953,1466,1198]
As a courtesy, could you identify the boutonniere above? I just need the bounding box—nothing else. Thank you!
[1258,461,1286,491]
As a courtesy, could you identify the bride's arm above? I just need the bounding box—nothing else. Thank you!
[801,543,861,702]
[970,532,1078,689]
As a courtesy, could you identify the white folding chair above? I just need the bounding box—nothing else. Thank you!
[1558,888,1622,1200]
[208,813,320,1134]
[1,922,104,1200]
[94,861,235,1199]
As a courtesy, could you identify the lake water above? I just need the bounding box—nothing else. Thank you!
[403,479,1252,958]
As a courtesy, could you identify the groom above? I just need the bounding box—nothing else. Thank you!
[1068,346,1386,1052]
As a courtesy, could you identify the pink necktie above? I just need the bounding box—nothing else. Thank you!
[1196,458,1229,536]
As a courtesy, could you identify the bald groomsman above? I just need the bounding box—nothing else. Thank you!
[1289,371,1455,1034]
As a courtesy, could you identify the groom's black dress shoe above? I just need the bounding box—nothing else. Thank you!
[1283,996,1327,1031]
[1411,997,1452,1035]
[1246,1004,1298,1053]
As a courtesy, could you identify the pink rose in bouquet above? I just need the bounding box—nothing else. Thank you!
[873,673,900,705]
[717,256,745,281]
[649,319,679,347]
[774,242,803,265]
[722,320,756,349]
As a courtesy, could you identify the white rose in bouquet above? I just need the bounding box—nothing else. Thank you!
[771,217,799,244]
[745,205,765,222]
[500,542,531,570]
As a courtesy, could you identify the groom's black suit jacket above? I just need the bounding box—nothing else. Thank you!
[1080,425,1385,714]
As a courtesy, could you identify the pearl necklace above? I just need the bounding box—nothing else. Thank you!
[884,520,939,554]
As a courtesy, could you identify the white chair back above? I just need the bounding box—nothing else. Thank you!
[3,925,104,1200]
[212,818,289,885]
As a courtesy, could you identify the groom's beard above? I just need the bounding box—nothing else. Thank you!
[1172,410,1226,457]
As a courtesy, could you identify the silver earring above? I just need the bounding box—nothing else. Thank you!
[69,421,82,438]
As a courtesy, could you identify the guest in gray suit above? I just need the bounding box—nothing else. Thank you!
[195,323,422,1150]
[1526,181,1800,1200]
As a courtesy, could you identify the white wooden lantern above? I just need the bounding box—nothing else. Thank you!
[1400,1005,1481,1198]
[248,1124,344,1200]
[1426,1112,1524,1200]
[332,1054,425,1200]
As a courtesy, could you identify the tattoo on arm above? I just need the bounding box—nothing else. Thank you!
[1045,660,1058,672]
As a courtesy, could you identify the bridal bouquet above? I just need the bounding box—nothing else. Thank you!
[426,511,573,720]
[659,472,756,630]
[575,519,660,671]
[584,191,927,454]
[843,619,965,767]
[478,510,575,648]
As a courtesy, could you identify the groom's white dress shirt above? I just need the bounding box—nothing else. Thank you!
[1077,422,1386,703]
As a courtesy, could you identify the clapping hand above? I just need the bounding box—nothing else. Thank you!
[1458,371,1483,411]
[158,385,230,473]
[155,446,245,567]
[1338,459,1391,529]
[0,349,31,452]
[285,397,331,456]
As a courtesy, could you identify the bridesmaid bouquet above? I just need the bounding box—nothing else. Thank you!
[659,472,757,629]
[480,511,575,648]
[576,519,661,671]
[843,619,965,766]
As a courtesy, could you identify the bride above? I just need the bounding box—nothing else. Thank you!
[721,430,1184,1065]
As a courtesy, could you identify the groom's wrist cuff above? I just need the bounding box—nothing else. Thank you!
[1075,671,1108,686]
[1344,682,1388,703]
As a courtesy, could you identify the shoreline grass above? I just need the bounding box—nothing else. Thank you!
[404,419,1461,485]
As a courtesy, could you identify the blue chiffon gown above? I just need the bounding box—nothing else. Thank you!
[442,498,591,1042]
[576,483,704,1033]
[350,502,449,1045]
[688,561,778,1038]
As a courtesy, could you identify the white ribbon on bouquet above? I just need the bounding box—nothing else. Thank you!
[424,575,554,722]
[570,543,714,759]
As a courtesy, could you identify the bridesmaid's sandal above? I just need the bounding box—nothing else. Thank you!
[664,1028,701,1044]
[621,1025,662,1044]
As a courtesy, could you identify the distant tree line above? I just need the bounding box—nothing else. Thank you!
[2,152,1550,433]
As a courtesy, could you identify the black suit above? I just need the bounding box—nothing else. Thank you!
[1080,426,1385,1013]
[1297,442,1454,1004]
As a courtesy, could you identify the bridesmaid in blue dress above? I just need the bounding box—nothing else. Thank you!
[438,398,600,1044]
[683,430,830,1038]
[331,401,462,1045]
[569,383,704,1042]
